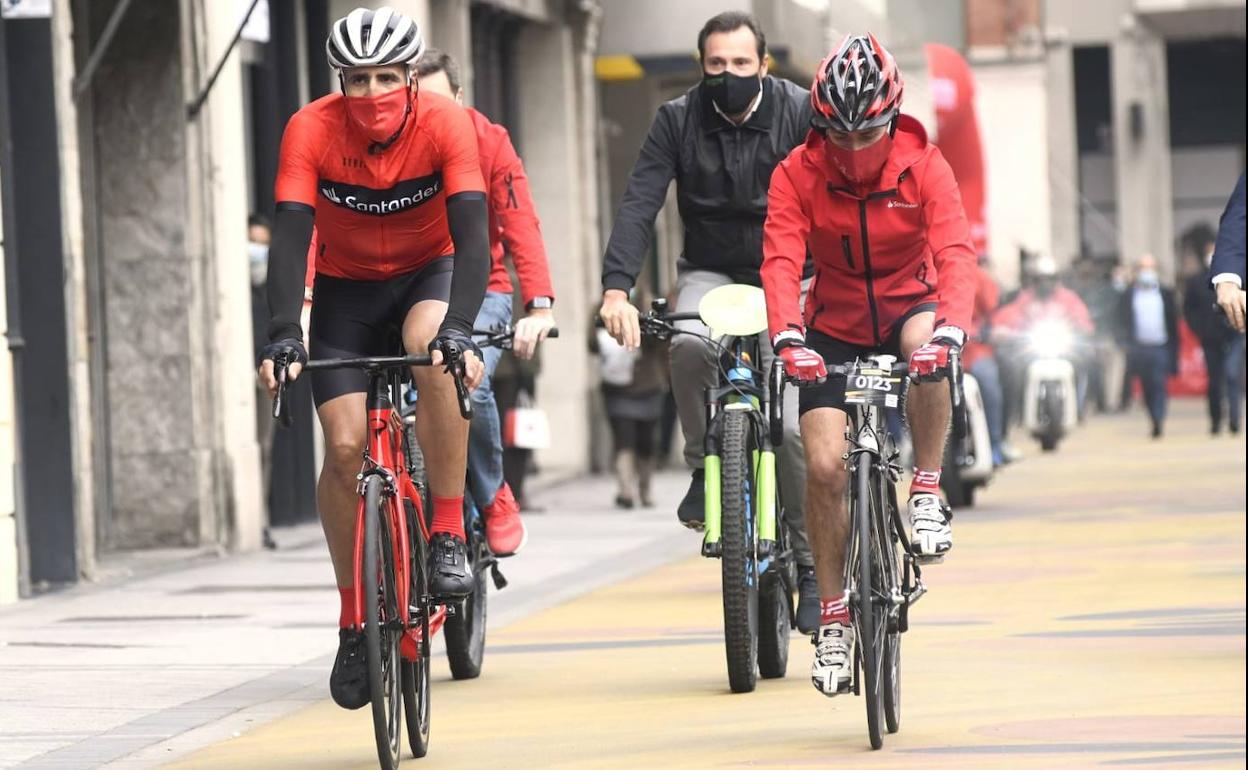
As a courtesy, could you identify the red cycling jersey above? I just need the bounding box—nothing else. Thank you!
[761,115,977,347]
[466,107,554,304]
[275,89,485,280]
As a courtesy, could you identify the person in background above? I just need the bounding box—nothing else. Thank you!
[1116,254,1179,439]
[1071,257,1123,414]
[1183,224,1243,435]
[993,256,1094,433]
[1210,173,1246,333]
[964,255,1006,466]
[415,49,557,552]
[591,293,669,509]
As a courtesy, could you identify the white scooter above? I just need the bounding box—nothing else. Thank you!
[941,369,995,508]
[1021,320,1081,452]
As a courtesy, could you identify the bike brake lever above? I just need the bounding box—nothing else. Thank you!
[272,358,295,428]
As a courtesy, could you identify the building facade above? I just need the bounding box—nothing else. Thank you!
[0,0,603,601]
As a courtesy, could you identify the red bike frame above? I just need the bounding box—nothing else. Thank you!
[349,376,448,660]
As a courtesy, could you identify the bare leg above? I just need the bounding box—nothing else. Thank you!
[403,300,469,499]
[800,408,851,597]
[898,312,951,474]
[316,393,368,588]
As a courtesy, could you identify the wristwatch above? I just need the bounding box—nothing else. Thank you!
[526,296,554,311]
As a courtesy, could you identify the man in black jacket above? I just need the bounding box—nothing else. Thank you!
[598,11,821,631]
[1182,223,1243,434]
[1118,254,1179,438]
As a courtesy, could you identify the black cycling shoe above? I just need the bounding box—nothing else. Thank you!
[429,532,474,598]
[795,566,821,635]
[330,628,370,710]
[677,469,705,529]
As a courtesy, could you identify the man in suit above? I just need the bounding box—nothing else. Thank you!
[1209,173,1245,333]
[1118,254,1179,438]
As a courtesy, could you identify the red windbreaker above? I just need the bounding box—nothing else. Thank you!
[992,286,1094,335]
[761,115,977,347]
[467,107,554,305]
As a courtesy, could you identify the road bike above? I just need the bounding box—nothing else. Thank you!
[631,285,795,693]
[272,345,473,768]
[775,351,961,749]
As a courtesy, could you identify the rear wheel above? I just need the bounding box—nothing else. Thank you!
[363,477,403,769]
[719,410,759,694]
[879,477,903,734]
[757,567,791,679]
[444,562,488,680]
[940,440,968,509]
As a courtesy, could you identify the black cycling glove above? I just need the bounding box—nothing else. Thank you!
[259,337,308,368]
[430,328,481,365]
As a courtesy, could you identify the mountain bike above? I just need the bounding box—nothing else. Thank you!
[272,346,474,768]
[775,351,961,749]
[399,324,559,681]
[632,285,794,694]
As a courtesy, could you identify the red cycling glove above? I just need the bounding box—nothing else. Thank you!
[775,336,827,384]
[909,326,965,381]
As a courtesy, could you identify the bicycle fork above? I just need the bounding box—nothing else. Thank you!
[701,407,779,560]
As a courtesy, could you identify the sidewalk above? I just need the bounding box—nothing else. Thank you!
[0,470,699,770]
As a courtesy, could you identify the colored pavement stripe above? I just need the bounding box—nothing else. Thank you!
[162,403,1245,769]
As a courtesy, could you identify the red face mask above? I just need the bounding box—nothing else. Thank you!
[826,132,894,188]
[343,86,411,146]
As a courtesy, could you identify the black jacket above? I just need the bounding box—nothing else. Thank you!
[1183,271,1235,344]
[1209,172,1245,286]
[602,76,813,291]
[1117,285,1180,373]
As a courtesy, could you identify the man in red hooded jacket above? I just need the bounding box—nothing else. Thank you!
[760,34,977,698]
[414,49,557,555]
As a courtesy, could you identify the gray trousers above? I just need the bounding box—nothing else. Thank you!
[670,268,812,567]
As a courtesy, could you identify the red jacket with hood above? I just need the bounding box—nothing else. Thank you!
[761,115,977,348]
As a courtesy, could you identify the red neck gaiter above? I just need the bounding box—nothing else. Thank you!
[344,87,412,147]
[826,133,894,192]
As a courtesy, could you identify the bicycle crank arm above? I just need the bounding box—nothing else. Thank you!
[905,579,928,608]
[490,562,508,590]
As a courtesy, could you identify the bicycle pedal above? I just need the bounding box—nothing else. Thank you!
[913,553,945,566]
[490,563,508,590]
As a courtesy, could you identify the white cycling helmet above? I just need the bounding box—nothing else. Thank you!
[326,7,425,70]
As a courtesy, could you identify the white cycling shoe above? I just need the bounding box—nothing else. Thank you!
[811,622,855,697]
[909,493,953,563]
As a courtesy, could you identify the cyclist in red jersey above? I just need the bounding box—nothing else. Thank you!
[759,34,976,697]
[255,7,490,711]
[414,49,557,556]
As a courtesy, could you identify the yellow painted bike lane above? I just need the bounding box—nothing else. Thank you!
[165,404,1245,769]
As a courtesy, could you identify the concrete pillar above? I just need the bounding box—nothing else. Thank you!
[0,167,15,605]
[51,0,96,578]
[186,0,266,550]
[429,0,472,100]
[514,19,595,475]
[1046,40,1082,268]
[1111,23,1175,279]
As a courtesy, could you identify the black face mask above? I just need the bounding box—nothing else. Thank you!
[702,71,762,116]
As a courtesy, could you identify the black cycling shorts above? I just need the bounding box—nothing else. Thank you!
[798,302,937,416]
[308,257,453,407]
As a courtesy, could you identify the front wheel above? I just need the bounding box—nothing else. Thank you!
[402,496,431,758]
[852,452,885,750]
[718,410,759,694]
[363,477,403,769]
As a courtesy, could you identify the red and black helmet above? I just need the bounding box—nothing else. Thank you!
[811,33,904,132]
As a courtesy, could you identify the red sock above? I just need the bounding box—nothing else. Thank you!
[910,467,942,497]
[338,586,354,629]
[820,594,851,626]
[431,495,466,539]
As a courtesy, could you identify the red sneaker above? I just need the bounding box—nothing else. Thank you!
[483,482,527,556]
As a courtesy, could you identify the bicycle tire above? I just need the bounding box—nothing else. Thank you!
[402,499,431,758]
[853,451,885,750]
[879,474,902,734]
[758,491,791,679]
[444,563,488,680]
[719,409,759,694]
[363,476,403,769]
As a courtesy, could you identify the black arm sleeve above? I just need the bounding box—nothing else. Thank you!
[441,192,490,337]
[264,203,315,343]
